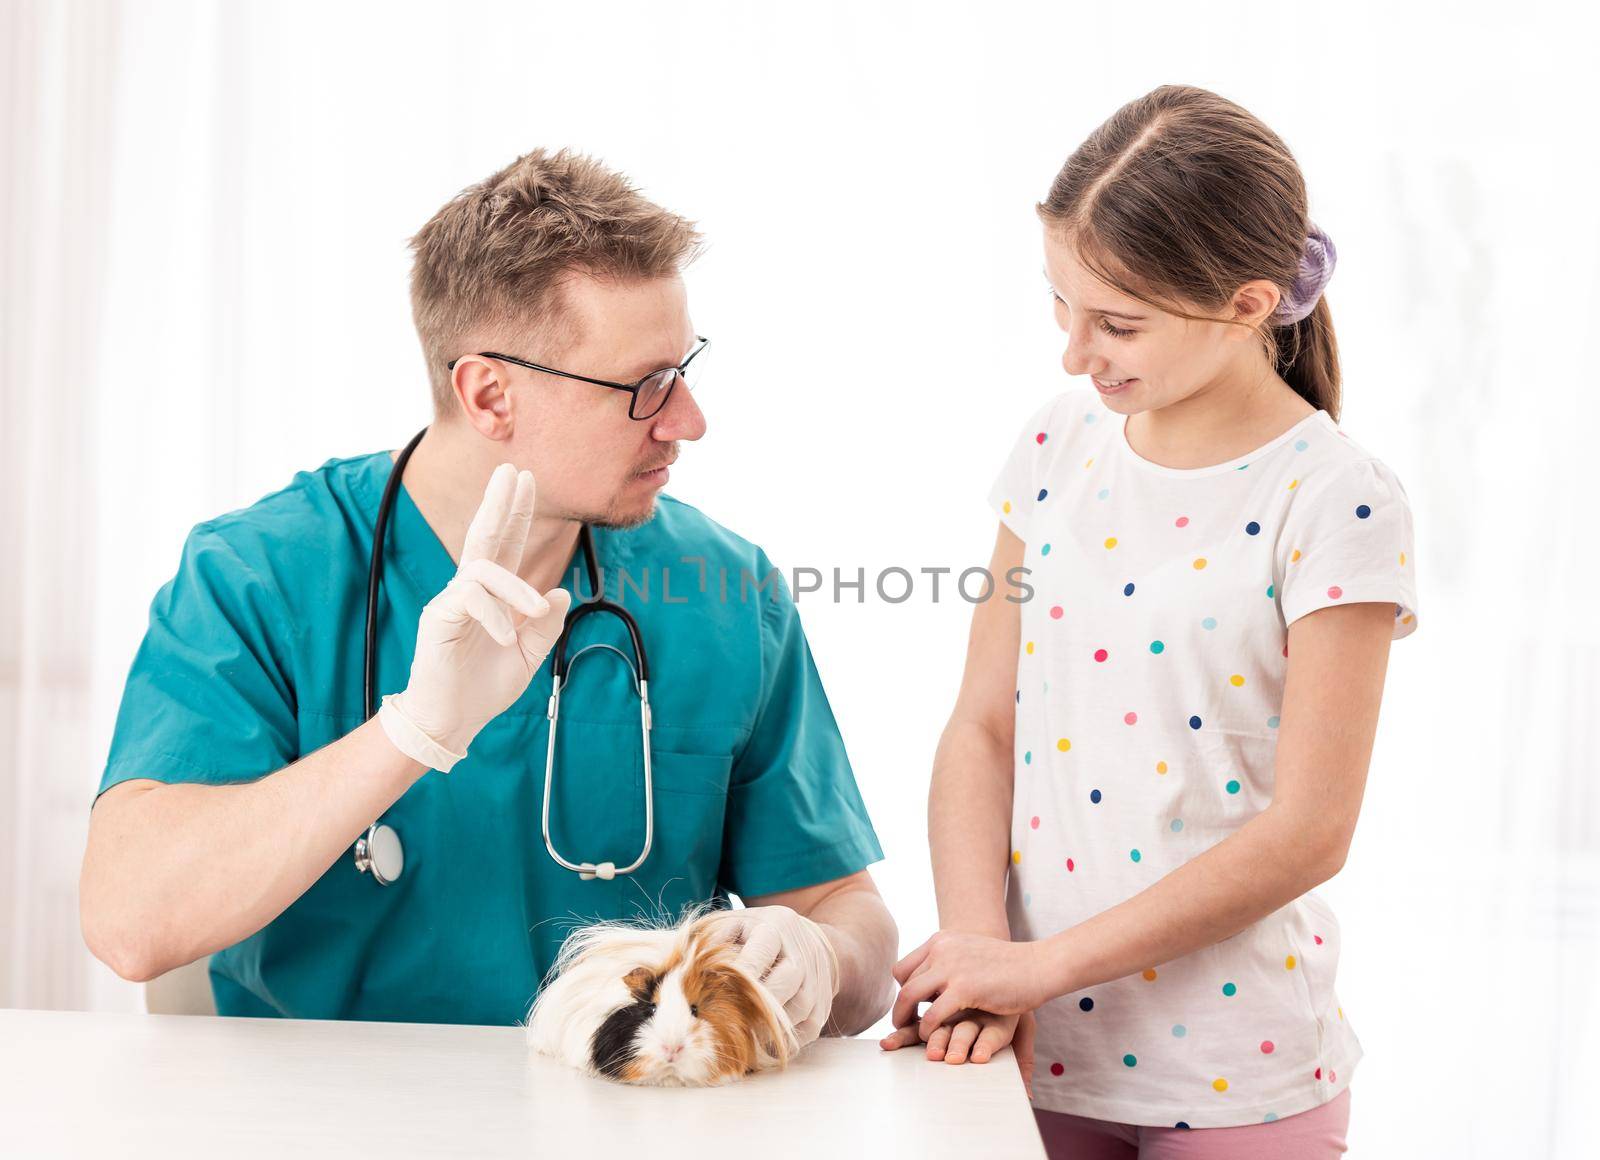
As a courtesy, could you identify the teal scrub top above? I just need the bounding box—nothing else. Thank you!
[99,451,883,1024]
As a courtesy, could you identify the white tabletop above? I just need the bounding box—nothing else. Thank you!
[0,1009,1044,1158]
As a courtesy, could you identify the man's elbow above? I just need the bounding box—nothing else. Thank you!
[81,908,164,983]
[79,866,166,983]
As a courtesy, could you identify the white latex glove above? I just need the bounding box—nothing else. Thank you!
[713,905,841,1047]
[377,462,572,772]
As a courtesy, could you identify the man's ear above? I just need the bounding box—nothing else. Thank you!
[451,355,514,439]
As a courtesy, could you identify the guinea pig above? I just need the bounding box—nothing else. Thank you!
[526,912,798,1086]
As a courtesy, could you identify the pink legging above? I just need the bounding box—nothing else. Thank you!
[1032,1086,1350,1160]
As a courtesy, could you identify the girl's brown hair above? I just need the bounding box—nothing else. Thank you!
[1037,84,1340,420]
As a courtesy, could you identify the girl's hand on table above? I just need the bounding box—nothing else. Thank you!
[880,1009,1037,1099]
[889,931,1057,1038]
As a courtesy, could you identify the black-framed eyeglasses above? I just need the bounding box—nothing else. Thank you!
[447,336,710,421]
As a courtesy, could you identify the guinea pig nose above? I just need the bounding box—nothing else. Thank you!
[662,1042,683,1060]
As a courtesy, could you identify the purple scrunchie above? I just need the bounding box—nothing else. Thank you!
[1272,221,1336,325]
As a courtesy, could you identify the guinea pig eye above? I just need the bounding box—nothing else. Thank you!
[689,1004,699,1018]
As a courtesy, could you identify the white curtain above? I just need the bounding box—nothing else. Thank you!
[1,0,120,1014]
[2,1,1596,1155]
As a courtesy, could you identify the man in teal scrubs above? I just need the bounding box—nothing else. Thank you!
[80,149,896,1034]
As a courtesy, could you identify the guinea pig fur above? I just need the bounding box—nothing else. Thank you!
[526,913,799,1086]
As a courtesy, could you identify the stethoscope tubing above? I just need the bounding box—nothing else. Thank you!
[355,425,653,885]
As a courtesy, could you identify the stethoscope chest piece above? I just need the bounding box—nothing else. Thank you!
[354,822,404,885]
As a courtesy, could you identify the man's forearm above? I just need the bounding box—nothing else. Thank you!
[928,720,1015,939]
[814,887,899,1037]
[80,716,427,981]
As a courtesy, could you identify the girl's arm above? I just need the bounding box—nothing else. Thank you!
[928,523,1025,941]
[892,598,1396,1035]
[882,524,1026,1063]
[1041,598,1394,999]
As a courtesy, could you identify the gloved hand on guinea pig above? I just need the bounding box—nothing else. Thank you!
[709,905,841,1047]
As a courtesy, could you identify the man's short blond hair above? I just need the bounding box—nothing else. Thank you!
[408,148,704,416]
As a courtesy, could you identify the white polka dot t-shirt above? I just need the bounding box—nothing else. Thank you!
[988,387,1418,1129]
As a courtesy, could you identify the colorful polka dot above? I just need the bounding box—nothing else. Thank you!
[1202,616,1217,630]
[1294,439,1308,452]
[1094,648,1109,662]
[1172,1025,1187,1038]
[1245,521,1261,535]
[1264,1113,1279,1123]
[1085,458,1095,469]
[1050,1062,1064,1076]
[1124,711,1138,725]
[1130,848,1141,862]
[1079,997,1094,1012]
[1156,761,1168,774]
[1267,715,1280,728]
[1328,585,1343,599]
[1291,549,1302,562]
[1038,488,1049,501]
[1170,818,1183,832]
[1222,982,1237,997]
[1041,543,1052,556]
[1175,516,1190,528]
[1213,1078,1229,1092]
[1123,1054,1138,1068]
[1189,715,1203,730]
[1066,858,1075,872]
[1260,1041,1275,1054]
[1024,751,1032,764]
[1193,557,1207,570]
[1030,816,1041,829]
[1399,551,1406,566]
[1285,955,1297,970]
[1229,674,1245,687]
[1057,738,1071,752]
[1050,605,1064,619]
[1124,582,1136,596]
[1266,583,1275,599]
[1175,1122,1190,1130]
[1036,432,1048,445]
[1104,537,1118,549]
[1002,501,1012,513]
[1025,641,1035,654]
[1150,640,1165,654]
[1012,850,1022,864]
[1142,969,1157,981]
[1226,779,1241,794]
[1356,504,1371,519]
[1090,789,1102,804]
[1098,488,1111,501]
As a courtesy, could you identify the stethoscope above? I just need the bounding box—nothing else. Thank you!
[353,425,655,886]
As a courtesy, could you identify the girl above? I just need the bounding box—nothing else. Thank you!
[880,84,1417,1159]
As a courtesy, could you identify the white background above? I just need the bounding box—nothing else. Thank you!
[3,1,1596,1156]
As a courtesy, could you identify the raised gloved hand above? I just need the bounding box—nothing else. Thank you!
[378,463,572,772]
[712,905,841,1047]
